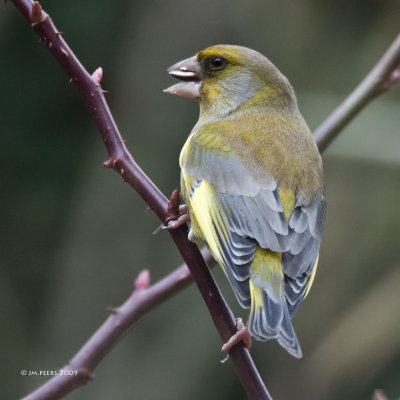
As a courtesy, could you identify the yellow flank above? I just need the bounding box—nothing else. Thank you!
[279,188,296,221]
[187,177,226,266]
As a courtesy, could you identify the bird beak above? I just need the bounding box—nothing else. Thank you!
[164,56,202,99]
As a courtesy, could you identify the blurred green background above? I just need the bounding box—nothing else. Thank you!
[1,1,400,399]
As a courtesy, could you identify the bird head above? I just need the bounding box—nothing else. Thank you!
[165,44,296,118]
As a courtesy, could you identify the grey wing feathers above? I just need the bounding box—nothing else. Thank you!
[213,188,291,308]
[219,189,291,252]
[219,188,325,317]
[284,199,326,315]
[250,284,303,358]
[213,225,256,307]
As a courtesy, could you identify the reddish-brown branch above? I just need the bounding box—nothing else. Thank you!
[8,2,400,400]
[21,251,199,400]
[11,1,271,399]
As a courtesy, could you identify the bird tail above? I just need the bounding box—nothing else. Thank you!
[248,248,302,358]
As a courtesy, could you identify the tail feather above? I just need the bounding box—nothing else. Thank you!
[249,249,303,358]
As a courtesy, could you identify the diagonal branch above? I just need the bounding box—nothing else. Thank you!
[11,1,271,399]
[313,33,400,151]
[9,1,400,399]
[21,248,210,400]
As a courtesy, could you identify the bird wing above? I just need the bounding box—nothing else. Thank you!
[180,127,325,313]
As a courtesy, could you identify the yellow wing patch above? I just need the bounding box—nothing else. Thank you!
[184,174,227,268]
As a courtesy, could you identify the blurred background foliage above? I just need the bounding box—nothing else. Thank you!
[1,0,400,399]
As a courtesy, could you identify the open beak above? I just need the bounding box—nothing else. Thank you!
[164,56,202,99]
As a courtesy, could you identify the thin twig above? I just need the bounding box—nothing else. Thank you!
[21,247,212,400]
[313,33,400,151]
[10,1,271,399]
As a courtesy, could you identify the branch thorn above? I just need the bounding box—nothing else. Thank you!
[92,67,103,84]
[380,69,400,93]
[106,306,119,314]
[103,159,115,168]
[61,47,69,57]
[30,2,48,26]
[79,368,96,381]
[372,389,389,400]
[134,269,151,290]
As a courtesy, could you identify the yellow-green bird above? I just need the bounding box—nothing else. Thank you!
[165,45,325,358]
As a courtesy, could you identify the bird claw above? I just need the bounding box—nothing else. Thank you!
[162,206,190,230]
[221,318,252,362]
[153,190,190,234]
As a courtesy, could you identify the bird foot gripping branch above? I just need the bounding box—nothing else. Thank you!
[221,318,252,363]
[153,189,190,234]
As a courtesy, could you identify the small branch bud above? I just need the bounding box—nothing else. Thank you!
[134,269,151,290]
[106,306,118,314]
[103,159,115,168]
[372,389,389,400]
[30,1,48,26]
[79,368,95,381]
[167,189,181,217]
[380,69,400,93]
[91,67,103,84]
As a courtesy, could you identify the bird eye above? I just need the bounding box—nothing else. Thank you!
[209,56,226,70]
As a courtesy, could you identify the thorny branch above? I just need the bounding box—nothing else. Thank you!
[12,1,270,400]
[7,1,400,399]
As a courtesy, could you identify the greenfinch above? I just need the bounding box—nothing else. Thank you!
[165,45,325,358]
